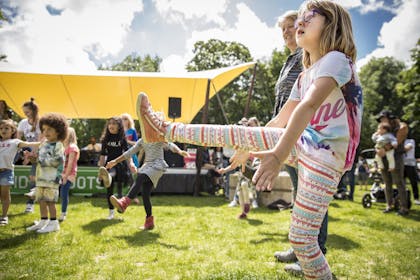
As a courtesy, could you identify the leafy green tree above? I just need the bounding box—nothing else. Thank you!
[99,54,161,72]
[358,57,405,151]
[186,39,289,125]
[395,39,420,155]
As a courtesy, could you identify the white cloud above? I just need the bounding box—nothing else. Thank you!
[153,0,227,27]
[0,0,143,72]
[160,2,282,73]
[356,0,419,69]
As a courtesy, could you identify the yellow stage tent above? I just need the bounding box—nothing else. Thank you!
[0,62,255,123]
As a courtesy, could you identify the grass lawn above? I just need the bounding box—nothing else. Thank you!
[1,189,419,280]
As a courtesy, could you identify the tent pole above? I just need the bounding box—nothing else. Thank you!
[194,79,212,197]
[243,64,257,118]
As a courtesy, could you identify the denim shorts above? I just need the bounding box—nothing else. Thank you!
[0,169,14,186]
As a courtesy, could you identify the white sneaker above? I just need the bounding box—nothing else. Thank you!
[24,189,36,198]
[415,199,420,205]
[27,219,49,231]
[24,203,34,213]
[107,209,115,220]
[59,213,67,222]
[228,200,238,207]
[99,167,112,188]
[37,220,60,233]
[252,200,259,209]
[0,216,8,225]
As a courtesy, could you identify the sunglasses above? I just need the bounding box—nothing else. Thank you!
[294,9,325,28]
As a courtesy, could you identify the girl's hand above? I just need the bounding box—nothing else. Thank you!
[129,163,137,173]
[105,160,117,170]
[216,168,227,175]
[250,150,283,191]
[179,150,190,157]
[229,150,250,172]
[61,175,68,185]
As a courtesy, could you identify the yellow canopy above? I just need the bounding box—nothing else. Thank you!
[0,62,255,123]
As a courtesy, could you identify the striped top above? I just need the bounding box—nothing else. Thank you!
[272,48,303,118]
[123,139,180,187]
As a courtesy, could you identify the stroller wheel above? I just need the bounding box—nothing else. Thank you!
[362,194,372,208]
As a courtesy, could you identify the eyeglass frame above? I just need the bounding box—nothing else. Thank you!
[294,9,325,29]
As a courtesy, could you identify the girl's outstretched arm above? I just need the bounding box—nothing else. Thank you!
[251,77,337,190]
[18,141,41,149]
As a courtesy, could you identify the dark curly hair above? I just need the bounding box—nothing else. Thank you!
[100,116,125,143]
[39,113,68,142]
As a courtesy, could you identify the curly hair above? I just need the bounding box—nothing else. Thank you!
[100,116,125,143]
[39,113,68,142]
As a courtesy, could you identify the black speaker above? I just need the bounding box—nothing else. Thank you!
[168,97,181,119]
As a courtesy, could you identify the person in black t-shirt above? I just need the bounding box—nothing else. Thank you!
[97,116,134,220]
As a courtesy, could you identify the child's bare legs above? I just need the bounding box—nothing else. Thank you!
[39,201,49,218]
[237,179,250,219]
[1,186,10,218]
[47,202,57,219]
[375,151,385,170]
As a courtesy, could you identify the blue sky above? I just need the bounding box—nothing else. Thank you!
[0,0,418,73]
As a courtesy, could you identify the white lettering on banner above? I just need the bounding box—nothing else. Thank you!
[311,99,345,125]
[75,176,102,190]
[13,176,28,189]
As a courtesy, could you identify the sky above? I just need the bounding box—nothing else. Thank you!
[0,0,419,73]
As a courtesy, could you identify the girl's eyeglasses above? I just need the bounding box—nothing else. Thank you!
[294,9,325,28]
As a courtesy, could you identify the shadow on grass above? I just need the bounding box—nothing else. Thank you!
[81,219,123,234]
[118,231,189,250]
[0,231,37,250]
[245,218,264,226]
[327,233,360,251]
[251,230,289,245]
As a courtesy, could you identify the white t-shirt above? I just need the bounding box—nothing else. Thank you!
[17,119,41,142]
[289,51,363,172]
[403,139,416,167]
[0,139,22,169]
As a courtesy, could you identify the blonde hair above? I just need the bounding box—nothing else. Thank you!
[299,0,357,68]
[120,113,135,129]
[66,127,78,146]
[277,10,298,28]
[0,119,17,139]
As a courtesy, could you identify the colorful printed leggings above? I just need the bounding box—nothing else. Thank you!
[165,123,341,279]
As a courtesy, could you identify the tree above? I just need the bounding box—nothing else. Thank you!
[358,57,405,150]
[395,39,420,155]
[99,54,161,72]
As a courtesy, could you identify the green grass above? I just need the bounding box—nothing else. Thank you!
[1,189,419,280]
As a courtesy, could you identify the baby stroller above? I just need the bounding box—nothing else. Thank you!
[362,161,411,209]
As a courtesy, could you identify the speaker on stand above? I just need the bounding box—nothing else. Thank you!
[168,97,181,122]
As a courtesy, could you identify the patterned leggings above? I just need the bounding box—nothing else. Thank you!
[165,123,341,279]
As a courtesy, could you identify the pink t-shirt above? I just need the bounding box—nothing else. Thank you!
[63,144,80,182]
[289,51,363,172]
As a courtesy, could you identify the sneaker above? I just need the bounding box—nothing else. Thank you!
[251,200,259,209]
[238,212,247,219]
[107,209,115,220]
[414,199,420,205]
[141,215,154,230]
[24,203,34,213]
[98,167,112,188]
[228,200,238,207]
[136,92,167,143]
[0,216,8,225]
[27,219,49,231]
[274,248,298,262]
[383,207,394,213]
[37,220,60,233]
[59,213,66,222]
[284,262,303,276]
[110,195,131,213]
[396,209,409,216]
[24,189,36,199]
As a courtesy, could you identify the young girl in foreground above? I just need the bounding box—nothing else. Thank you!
[26,113,68,233]
[107,139,189,230]
[136,1,362,278]
[0,120,40,225]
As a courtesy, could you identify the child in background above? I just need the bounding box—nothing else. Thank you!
[59,127,80,222]
[107,138,189,230]
[97,117,134,220]
[121,113,139,168]
[0,119,40,225]
[26,113,68,233]
[372,123,397,171]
